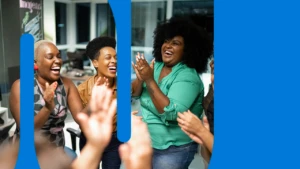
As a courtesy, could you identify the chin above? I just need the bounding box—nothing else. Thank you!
[106,73,117,78]
[50,76,60,81]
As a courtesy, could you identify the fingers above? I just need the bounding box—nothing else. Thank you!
[76,113,89,133]
[101,88,113,112]
[107,99,117,119]
[131,111,138,115]
[136,53,142,67]
[119,144,130,164]
[182,128,203,145]
[132,62,137,71]
[177,116,185,126]
[150,58,155,69]
[95,76,109,86]
[202,116,210,131]
[91,85,107,113]
[94,76,102,85]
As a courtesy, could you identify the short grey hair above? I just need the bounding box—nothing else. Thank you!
[34,40,54,61]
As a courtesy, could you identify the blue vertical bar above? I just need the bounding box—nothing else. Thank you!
[15,34,39,169]
[108,0,131,142]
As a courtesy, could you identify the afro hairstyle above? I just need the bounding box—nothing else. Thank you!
[152,15,213,73]
[85,36,116,61]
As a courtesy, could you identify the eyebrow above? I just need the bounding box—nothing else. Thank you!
[173,39,183,44]
[45,52,60,56]
[104,54,117,57]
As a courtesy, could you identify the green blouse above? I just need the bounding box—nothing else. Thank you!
[139,61,204,149]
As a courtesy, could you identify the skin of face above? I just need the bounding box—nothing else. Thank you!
[160,36,185,67]
[35,42,62,82]
[92,47,117,79]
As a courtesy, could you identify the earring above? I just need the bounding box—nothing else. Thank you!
[34,65,38,70]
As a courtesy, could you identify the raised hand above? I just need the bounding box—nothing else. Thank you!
[43,82,57,111]
[119,115,152,169]
[76,78,116,148]
[132,54,143,81]
[133,52,154,82]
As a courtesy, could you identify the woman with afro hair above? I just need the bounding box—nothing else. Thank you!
[131,16,213,169]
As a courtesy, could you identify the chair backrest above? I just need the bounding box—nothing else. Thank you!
[67,51,86,70]
[7,65,20,89]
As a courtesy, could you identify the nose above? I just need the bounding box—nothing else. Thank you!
[165,41,172,48]
[54,56,61,64]
[111,57,116,63]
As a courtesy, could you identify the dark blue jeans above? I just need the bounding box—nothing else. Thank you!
[80,132,122,169]
[152,142,198,169]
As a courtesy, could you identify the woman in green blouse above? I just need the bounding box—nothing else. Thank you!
[131,16,213,169]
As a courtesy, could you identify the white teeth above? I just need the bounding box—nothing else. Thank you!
[165,51,172,55]
[51,67,60,70]
[109,67,116,70]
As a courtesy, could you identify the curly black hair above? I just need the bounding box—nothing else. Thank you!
[85,36,116,61]
[152,15,213,73]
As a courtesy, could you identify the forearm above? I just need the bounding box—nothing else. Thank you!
[34,107,52,130]
[196,129,214,153]
[145,79,170,113]
[200,145,211,163]
[131,79,143,97]
[71,143,103,169]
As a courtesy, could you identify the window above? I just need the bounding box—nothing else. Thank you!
[59,49,68,62]
[173,0,214,16]
[131,1,167,79]
[76,3,90,44]
[131,1,167,47]
[96,4,115,37]
[173,0,214,41]
[55,2,67,45]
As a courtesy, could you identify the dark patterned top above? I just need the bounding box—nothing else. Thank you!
[34,78,68,147]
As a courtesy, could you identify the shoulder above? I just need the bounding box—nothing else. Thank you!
[174,64,202,85]
[11,79,20,93]
[77,76,94,92]
[154,61,163,70]
[60,76,74,87]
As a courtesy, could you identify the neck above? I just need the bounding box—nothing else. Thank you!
[35,75,55,90]
[96,74,116,89]
[163,65,173,72]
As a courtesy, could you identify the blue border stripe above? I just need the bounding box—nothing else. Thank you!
[108,0,131,142]
[16,34,39,168]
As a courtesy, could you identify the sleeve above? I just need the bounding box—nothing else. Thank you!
[148,71,204,124]
[77,83,88,108]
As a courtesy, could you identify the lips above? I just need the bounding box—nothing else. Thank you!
[50,66,61,75]
[163,50,173,57]
[108,66,117,73]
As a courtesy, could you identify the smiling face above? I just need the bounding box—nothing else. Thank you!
[161,36,185,67]
[92,47,117,78]
[35,42,62,82]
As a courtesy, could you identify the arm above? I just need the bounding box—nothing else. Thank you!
[147,72,203,122]
[145,79,170,113]
[131,53,155,97]
[71,144,103,169]
[62,77,84,124]
[71,79,116,169]
[10,80,57,130]
[178,112,214,153]
[135,55,202,121]
[131,78,143,97]
[119,115,152,169]
[196,127,214,153]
